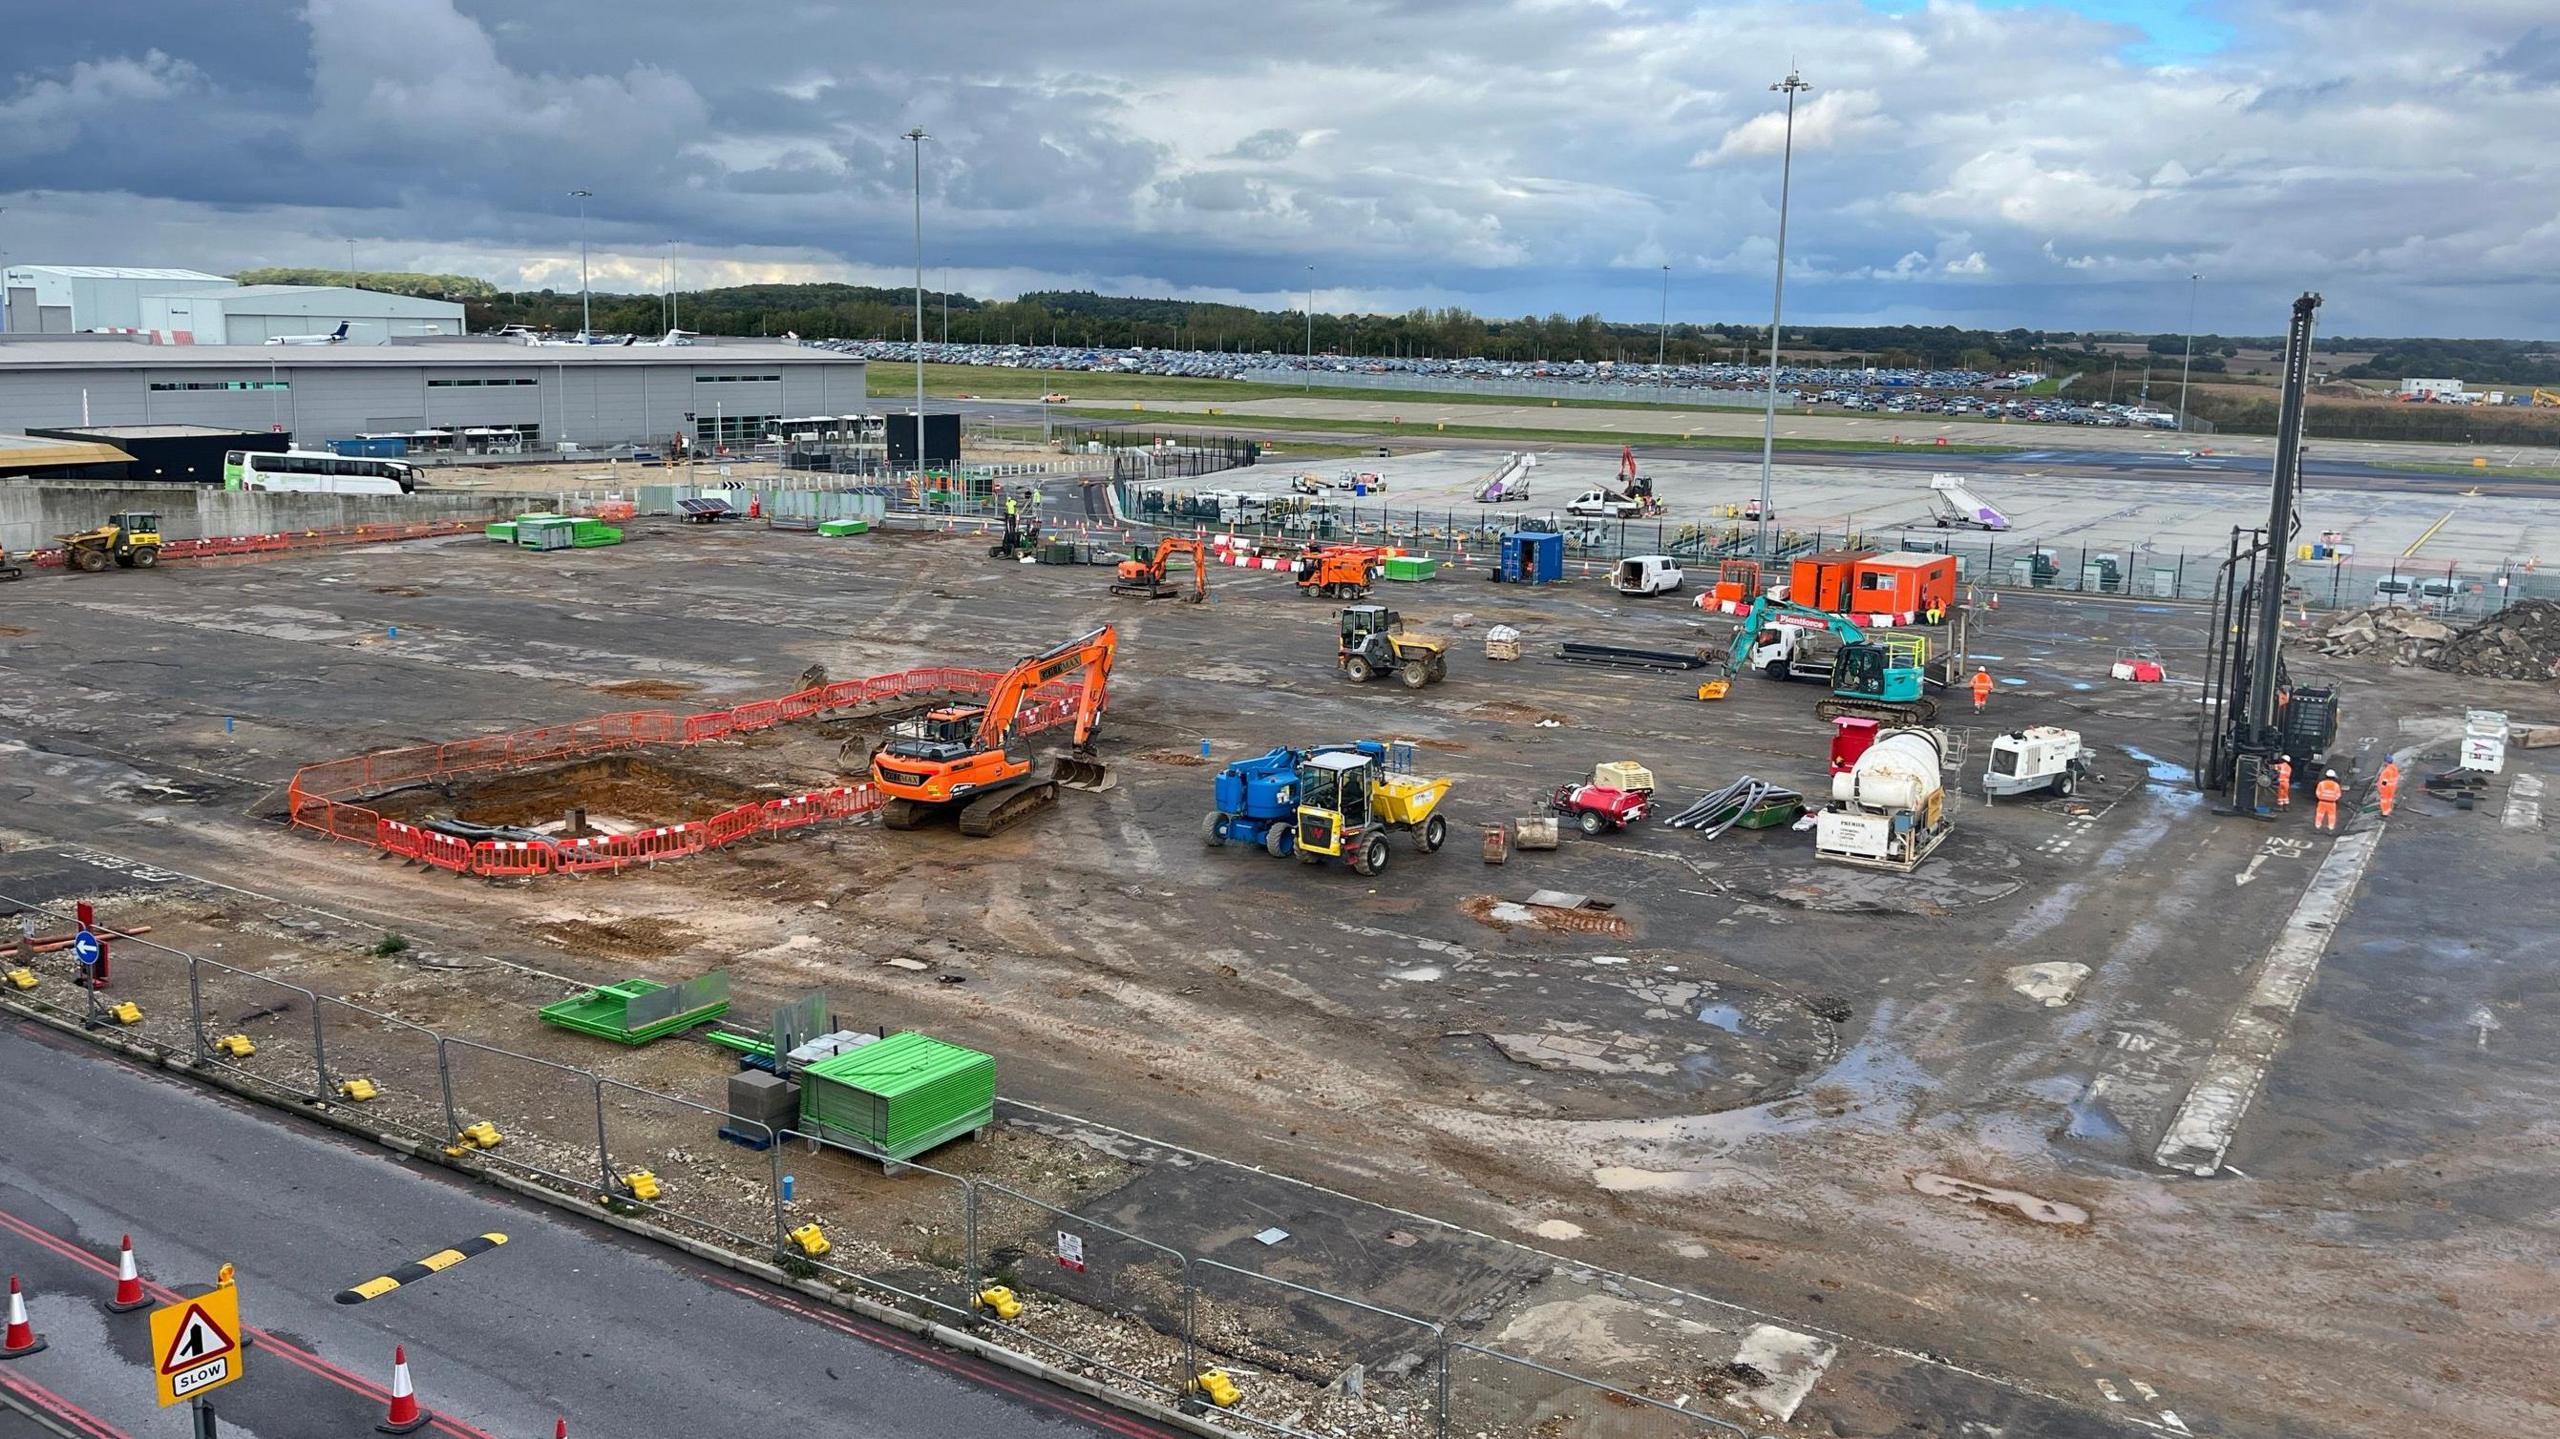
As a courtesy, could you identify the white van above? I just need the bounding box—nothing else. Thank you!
[2373,576,2460,612]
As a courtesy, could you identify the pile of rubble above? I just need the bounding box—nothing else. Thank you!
[2303,600,2560,682]
[2432,599,2560,681]
[2303,605,2457,665]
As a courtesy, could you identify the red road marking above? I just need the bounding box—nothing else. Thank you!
[0,1206,492,1439]
[0,1371,129,1439]
[699,1274,1179,1439]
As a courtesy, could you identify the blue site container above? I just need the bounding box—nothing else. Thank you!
[1498,530,1564,584]
[330,437,408,458]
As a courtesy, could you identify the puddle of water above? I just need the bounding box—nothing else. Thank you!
[1388,965,1443,982]
[2119,744,2205,820]
[2068,681,2094,691]
[1998,676,2029,686]
[1592,1166,1690,1193]
[2121,745,2193,785]
[1696,1003,1746,1033]
[2063,1084,2128,1144]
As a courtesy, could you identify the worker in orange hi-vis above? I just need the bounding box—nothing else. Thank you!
[2314,769,2344,832]
[1971,667,1993,711]
[2377,758,2401,817]
[2273,755,2293,808]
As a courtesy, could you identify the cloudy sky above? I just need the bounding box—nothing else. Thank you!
[3,0,2555,337]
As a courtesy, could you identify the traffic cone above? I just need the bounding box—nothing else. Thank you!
[1,1276,44,1359]
[108,1234,148,1312]
[377,1345,429,1433]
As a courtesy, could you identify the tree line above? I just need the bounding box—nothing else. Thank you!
[394,274,2554,382]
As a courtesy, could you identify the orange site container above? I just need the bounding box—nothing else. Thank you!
[1849,552,1958,618]
[1789,550,1875,612]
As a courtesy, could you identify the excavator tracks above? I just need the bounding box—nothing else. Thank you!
[957,780,1059,837]
[1814,697,1939,727]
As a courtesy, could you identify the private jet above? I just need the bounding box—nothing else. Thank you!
[266,321,350,346]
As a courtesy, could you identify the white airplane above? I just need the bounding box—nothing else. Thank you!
[266,321,350,346]
[620,329,697,347]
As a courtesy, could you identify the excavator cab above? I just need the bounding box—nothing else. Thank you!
[1824,635,1932,717]
[1294,751,1381,871]
[884,706,988,762]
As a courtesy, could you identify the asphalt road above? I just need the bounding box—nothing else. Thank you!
[0,1022,1176,1439]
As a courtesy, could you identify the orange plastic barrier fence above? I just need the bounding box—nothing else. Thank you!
[30,518,491,569]
[283,660,1069,882]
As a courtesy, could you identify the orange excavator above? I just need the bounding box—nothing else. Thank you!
[1294,544,1386,601]
[871,626,1118,836]
[1112,536,1208,602]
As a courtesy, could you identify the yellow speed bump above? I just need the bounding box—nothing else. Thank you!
[333,1233,507,1305]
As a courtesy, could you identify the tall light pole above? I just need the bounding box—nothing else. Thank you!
[568,190,593,337]
[2176,272,2200,432]
[1657,263,1670,393]
[1304,265,1316,360]
[1755,69,1809,561]
[905,127,929,468]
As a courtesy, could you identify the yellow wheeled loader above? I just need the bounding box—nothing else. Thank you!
[1337,604,1447,689]
[57,513,163,573]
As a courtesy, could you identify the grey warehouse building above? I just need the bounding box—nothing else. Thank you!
[0,335,867,454]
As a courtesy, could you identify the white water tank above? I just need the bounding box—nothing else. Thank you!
[1833,728,1945,813]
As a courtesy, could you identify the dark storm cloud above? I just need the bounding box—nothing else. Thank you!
[0,0,2553,334]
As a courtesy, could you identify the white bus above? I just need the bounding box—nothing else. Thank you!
[223,449,419,495]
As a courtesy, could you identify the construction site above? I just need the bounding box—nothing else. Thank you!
[2,303,2555,1439]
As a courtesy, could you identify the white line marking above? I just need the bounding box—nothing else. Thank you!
[2154,829,2381,1175]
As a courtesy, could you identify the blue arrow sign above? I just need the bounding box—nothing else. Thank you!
[71,930,100,967]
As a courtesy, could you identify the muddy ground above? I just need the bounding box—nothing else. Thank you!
[0,514,2553,1439]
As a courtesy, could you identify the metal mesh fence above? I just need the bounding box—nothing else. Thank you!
[440,1037,611,1193]
[778,1128,978,1323]
[1111,483,2560,617]
[599,1080,780,1255]
[189,960,323,1102]
[0,899,1862,1437]
[1189,1257,1444,1439]
[974,1183,1193,1401]
[316,996,448,1143]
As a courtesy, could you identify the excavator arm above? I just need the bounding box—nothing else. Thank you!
[1156,537,1208,601]
[972,625,1118,752]
[1728,596,1868,672]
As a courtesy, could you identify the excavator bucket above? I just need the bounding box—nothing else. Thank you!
[1054,751,1117,793]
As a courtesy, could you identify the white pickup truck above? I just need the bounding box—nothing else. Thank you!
[1566,488,1645,519]
[1609,555,1684,596]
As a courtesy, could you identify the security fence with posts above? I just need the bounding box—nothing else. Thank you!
[1,894,1772,1439]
